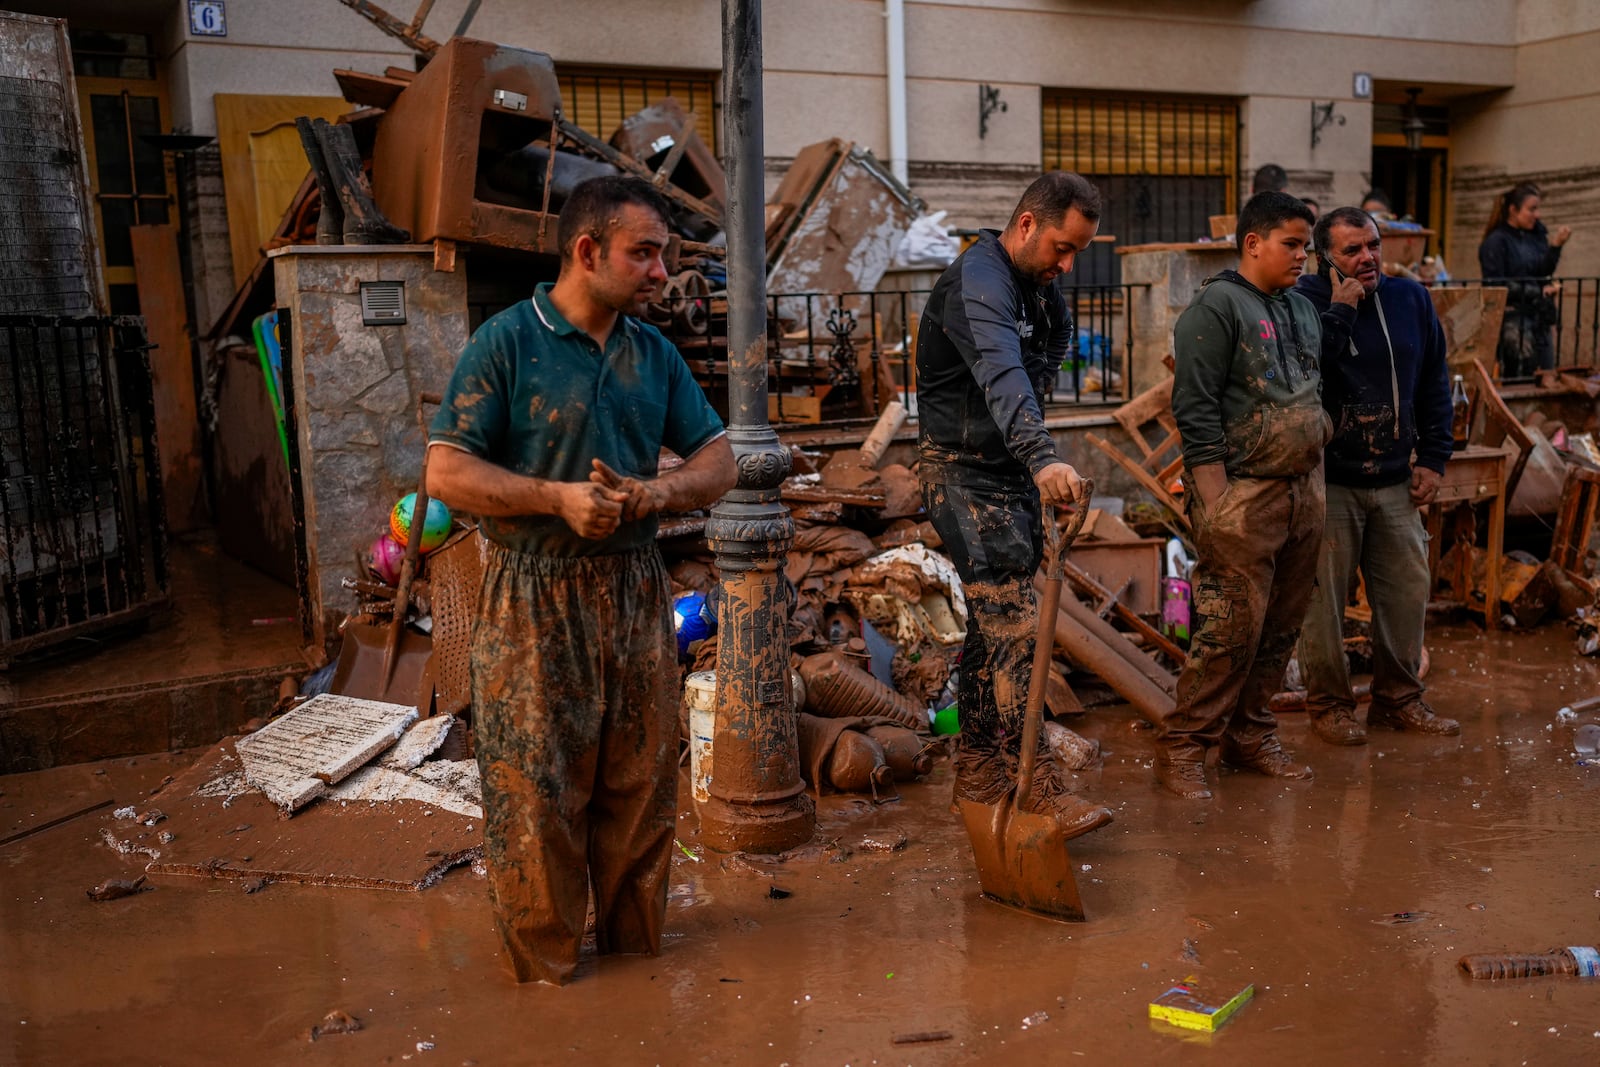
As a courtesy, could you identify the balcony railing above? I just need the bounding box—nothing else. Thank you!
[653,279,1148,430]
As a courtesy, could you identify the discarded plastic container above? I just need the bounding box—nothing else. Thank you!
[1162,578,1192,644]
[827,730,894,797]
[865,725,933,780]
[1574,723,1600,759]
[931,704,960,736]
[798,651,924,730]
[684,671,717,805]
[1459,946,1600,980]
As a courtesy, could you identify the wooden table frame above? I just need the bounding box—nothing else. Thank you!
[1425,445,1513,628]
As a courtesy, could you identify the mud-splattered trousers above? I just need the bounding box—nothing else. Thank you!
[922,480,1053,801]
[1299,481,1430,718]
[1159,470,1325,759]
[470,543,678,985]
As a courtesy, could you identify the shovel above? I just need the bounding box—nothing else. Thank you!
[958,481,1094,922]
[329,392,441,707]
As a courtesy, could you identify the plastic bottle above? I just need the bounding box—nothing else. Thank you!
[931,704,960,736]
[1450,374,1472,447]
[1459,946,1600,980]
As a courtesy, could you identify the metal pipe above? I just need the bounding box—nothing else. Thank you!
[885,0,908,186]
[700,0,815,855]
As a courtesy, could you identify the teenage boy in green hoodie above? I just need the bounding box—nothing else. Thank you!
[1157,191,1334,800]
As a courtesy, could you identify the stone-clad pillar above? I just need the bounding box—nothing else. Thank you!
[270,245,466,651]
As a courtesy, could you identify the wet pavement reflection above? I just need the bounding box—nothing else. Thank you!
[2,623,1598,1064]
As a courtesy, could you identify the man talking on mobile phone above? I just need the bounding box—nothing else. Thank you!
[1294,207,1457,746]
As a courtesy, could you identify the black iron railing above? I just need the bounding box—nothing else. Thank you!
[0,315,168,663]
[1432,276,1599,382]
[655,280,1147,429]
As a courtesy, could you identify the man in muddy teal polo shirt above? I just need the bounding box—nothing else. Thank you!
[427,177,735,985]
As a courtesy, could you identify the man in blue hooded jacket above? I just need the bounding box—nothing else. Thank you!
[1295,206,1458,744]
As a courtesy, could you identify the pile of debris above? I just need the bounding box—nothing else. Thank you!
[100,693,481,892]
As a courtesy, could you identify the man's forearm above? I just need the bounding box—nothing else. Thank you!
[426,444,567,517]
[653,436,737,513]
[1191,462,1228,510]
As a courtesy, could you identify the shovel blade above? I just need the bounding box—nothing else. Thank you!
[330,622,432,706]
[958,795,1086,922]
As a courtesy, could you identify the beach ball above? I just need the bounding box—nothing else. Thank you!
[369,533,407,585]
[390,493,451,553]
[673,591,717,659]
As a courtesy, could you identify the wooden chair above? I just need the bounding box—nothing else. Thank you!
[1084,375,1190,531]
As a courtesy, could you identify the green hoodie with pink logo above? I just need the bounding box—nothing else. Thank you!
[1171,269,1332,480]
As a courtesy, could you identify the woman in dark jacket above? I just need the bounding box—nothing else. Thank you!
[1478,182,1572,377]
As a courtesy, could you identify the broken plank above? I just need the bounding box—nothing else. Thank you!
[781,483,886,508]
[1062,559,1186,664]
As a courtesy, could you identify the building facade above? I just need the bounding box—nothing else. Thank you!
[12,0,1598,333]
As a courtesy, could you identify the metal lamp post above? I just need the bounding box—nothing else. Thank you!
[698,0,816,853]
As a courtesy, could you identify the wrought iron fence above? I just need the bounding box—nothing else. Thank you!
[654,280,1147,430]
[1432,276,1599,381]
[0,315,168,663]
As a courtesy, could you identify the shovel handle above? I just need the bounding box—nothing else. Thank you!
[379,392,443,693]
[1016,480,1093,809]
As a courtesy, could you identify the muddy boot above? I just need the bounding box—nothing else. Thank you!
[1220,737,1314,779]
[1309,707,1367,746]
[1020,756,1114,841]
[1155,754,1213,800]
[295,116,343,245]
[312,118,411,245]
[1367,699,1460,736]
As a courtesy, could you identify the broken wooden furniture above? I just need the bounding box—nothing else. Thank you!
[336,37,723,260]
[1430,286,1507,375]
[1551,463,1600,591]
[1468,357,1535,501]
[1084,376,1189,532]
[1425,444,1510,628]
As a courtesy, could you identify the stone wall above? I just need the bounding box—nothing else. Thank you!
[271,246,468,648]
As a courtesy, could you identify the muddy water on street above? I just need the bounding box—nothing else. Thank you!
[3,623,1599,1065]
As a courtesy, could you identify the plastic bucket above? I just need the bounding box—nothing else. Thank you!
[684,670,717,805]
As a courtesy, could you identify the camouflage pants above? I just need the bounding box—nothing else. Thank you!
[471,543,678,985]
[923,480,1051,801]
[1160,471,1325,760]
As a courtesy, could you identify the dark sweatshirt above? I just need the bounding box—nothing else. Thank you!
[1296,272,1452,487]
[1478,221,1563,315]
[917,229,1068,490]
[1171,270,1330,480]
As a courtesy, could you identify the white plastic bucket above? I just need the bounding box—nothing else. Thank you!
[684,670,717,805]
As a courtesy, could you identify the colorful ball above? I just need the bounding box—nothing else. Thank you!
[389,493,452,553]
[673,591,716,659]
[369,533,407,585]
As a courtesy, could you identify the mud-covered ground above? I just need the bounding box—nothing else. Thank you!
[3,622,1599,1065]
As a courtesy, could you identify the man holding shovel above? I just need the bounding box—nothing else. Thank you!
[916,171,1114,841]
[427,177,736,984]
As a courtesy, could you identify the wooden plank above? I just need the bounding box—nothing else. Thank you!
[333,67,411,110]
[129,223,205,533]
[780,482,885,508]
[1062,559,1186,663]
